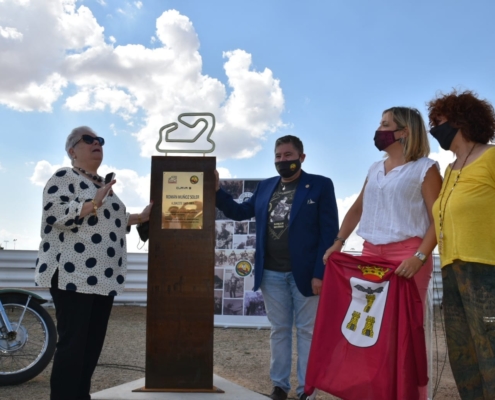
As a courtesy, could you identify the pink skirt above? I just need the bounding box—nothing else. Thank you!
[362,237,433,306]
[363,237,431,399]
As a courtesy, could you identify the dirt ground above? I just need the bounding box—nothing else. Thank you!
[0,305,460,400]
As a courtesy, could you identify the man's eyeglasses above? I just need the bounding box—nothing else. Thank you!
[74,134,105,147]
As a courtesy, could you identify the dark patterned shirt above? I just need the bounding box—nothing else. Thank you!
[265,178,299,272]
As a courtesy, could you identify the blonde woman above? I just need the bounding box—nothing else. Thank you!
[324,107,442,307]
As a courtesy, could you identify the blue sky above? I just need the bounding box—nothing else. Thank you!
[1,0,494,251]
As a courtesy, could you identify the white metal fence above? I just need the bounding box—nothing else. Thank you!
[0,249,444,305]
[0,250,148,304]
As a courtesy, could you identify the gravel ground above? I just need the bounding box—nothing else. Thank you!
[0,306,460,400]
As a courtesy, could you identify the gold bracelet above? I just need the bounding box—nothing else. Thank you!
[138,214,142,224]
[91,199,98,217]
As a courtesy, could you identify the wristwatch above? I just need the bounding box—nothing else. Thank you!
[414,251,427,264]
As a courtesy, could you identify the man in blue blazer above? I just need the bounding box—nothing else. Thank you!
[215,135,339,400]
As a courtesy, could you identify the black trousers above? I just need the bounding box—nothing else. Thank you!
[49,271,114,400]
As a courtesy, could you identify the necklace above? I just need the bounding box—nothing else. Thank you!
[437,143,477,254]
[76,167,103,183]
[280,177,299,192]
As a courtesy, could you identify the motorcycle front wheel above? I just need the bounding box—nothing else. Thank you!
[0,295,57,385]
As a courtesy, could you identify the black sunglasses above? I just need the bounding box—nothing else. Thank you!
[74,134,105,147]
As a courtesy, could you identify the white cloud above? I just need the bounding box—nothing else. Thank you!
[0,3,285,161]
[110,123,117,136]
[336,193,364,252]
[96,0,106,5]
[101,166,150,206]
[65,86,138,119]
[30,157,72,186]
[429,148,455,177]
[7,73,68,112]
[336,193,358,225]
[0,0,104,111]
[0,26,23,40]
[217,167,232,179]
[222,49,284,137]
[134,1,143,9]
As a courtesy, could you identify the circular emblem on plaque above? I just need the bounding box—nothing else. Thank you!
[235,260,252,277]
[190,175,199,184]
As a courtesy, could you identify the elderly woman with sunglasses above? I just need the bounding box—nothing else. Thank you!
[35,126,152,400]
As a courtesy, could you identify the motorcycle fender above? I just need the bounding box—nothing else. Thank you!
[0,289,48,304]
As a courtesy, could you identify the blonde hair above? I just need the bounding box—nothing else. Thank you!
[383,107,430,162]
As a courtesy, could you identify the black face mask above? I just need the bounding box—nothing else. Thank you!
[275,159,301,178]
[430,122,459,151]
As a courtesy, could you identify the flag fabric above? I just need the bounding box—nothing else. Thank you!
[305,252,428,400]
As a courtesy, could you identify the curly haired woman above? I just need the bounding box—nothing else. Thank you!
[428,90,495,400]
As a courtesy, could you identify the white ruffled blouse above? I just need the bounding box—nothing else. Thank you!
[356,157,438,245]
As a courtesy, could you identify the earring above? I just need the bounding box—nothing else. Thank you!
[399,137,406,145]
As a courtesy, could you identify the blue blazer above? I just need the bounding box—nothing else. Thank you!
[216,170,339,297]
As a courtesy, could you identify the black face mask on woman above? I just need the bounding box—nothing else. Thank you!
[275,159,301,179]
[374,130,399,151]
[430,122,459,151]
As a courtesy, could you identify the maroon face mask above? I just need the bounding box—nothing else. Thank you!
[373,130,399,151]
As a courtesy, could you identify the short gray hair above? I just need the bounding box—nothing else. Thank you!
[65,126,95,163]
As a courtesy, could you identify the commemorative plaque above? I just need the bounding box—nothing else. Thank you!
[135,113,220,393]
[162,172,203,230]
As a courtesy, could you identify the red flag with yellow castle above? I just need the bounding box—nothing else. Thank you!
[305,252,427,399]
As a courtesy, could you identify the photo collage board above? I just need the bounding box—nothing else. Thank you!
[214,179,267,318]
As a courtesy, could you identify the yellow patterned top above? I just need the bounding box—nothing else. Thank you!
[433,146,495,267]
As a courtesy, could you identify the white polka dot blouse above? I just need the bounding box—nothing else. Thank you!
[35,167,131,296]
